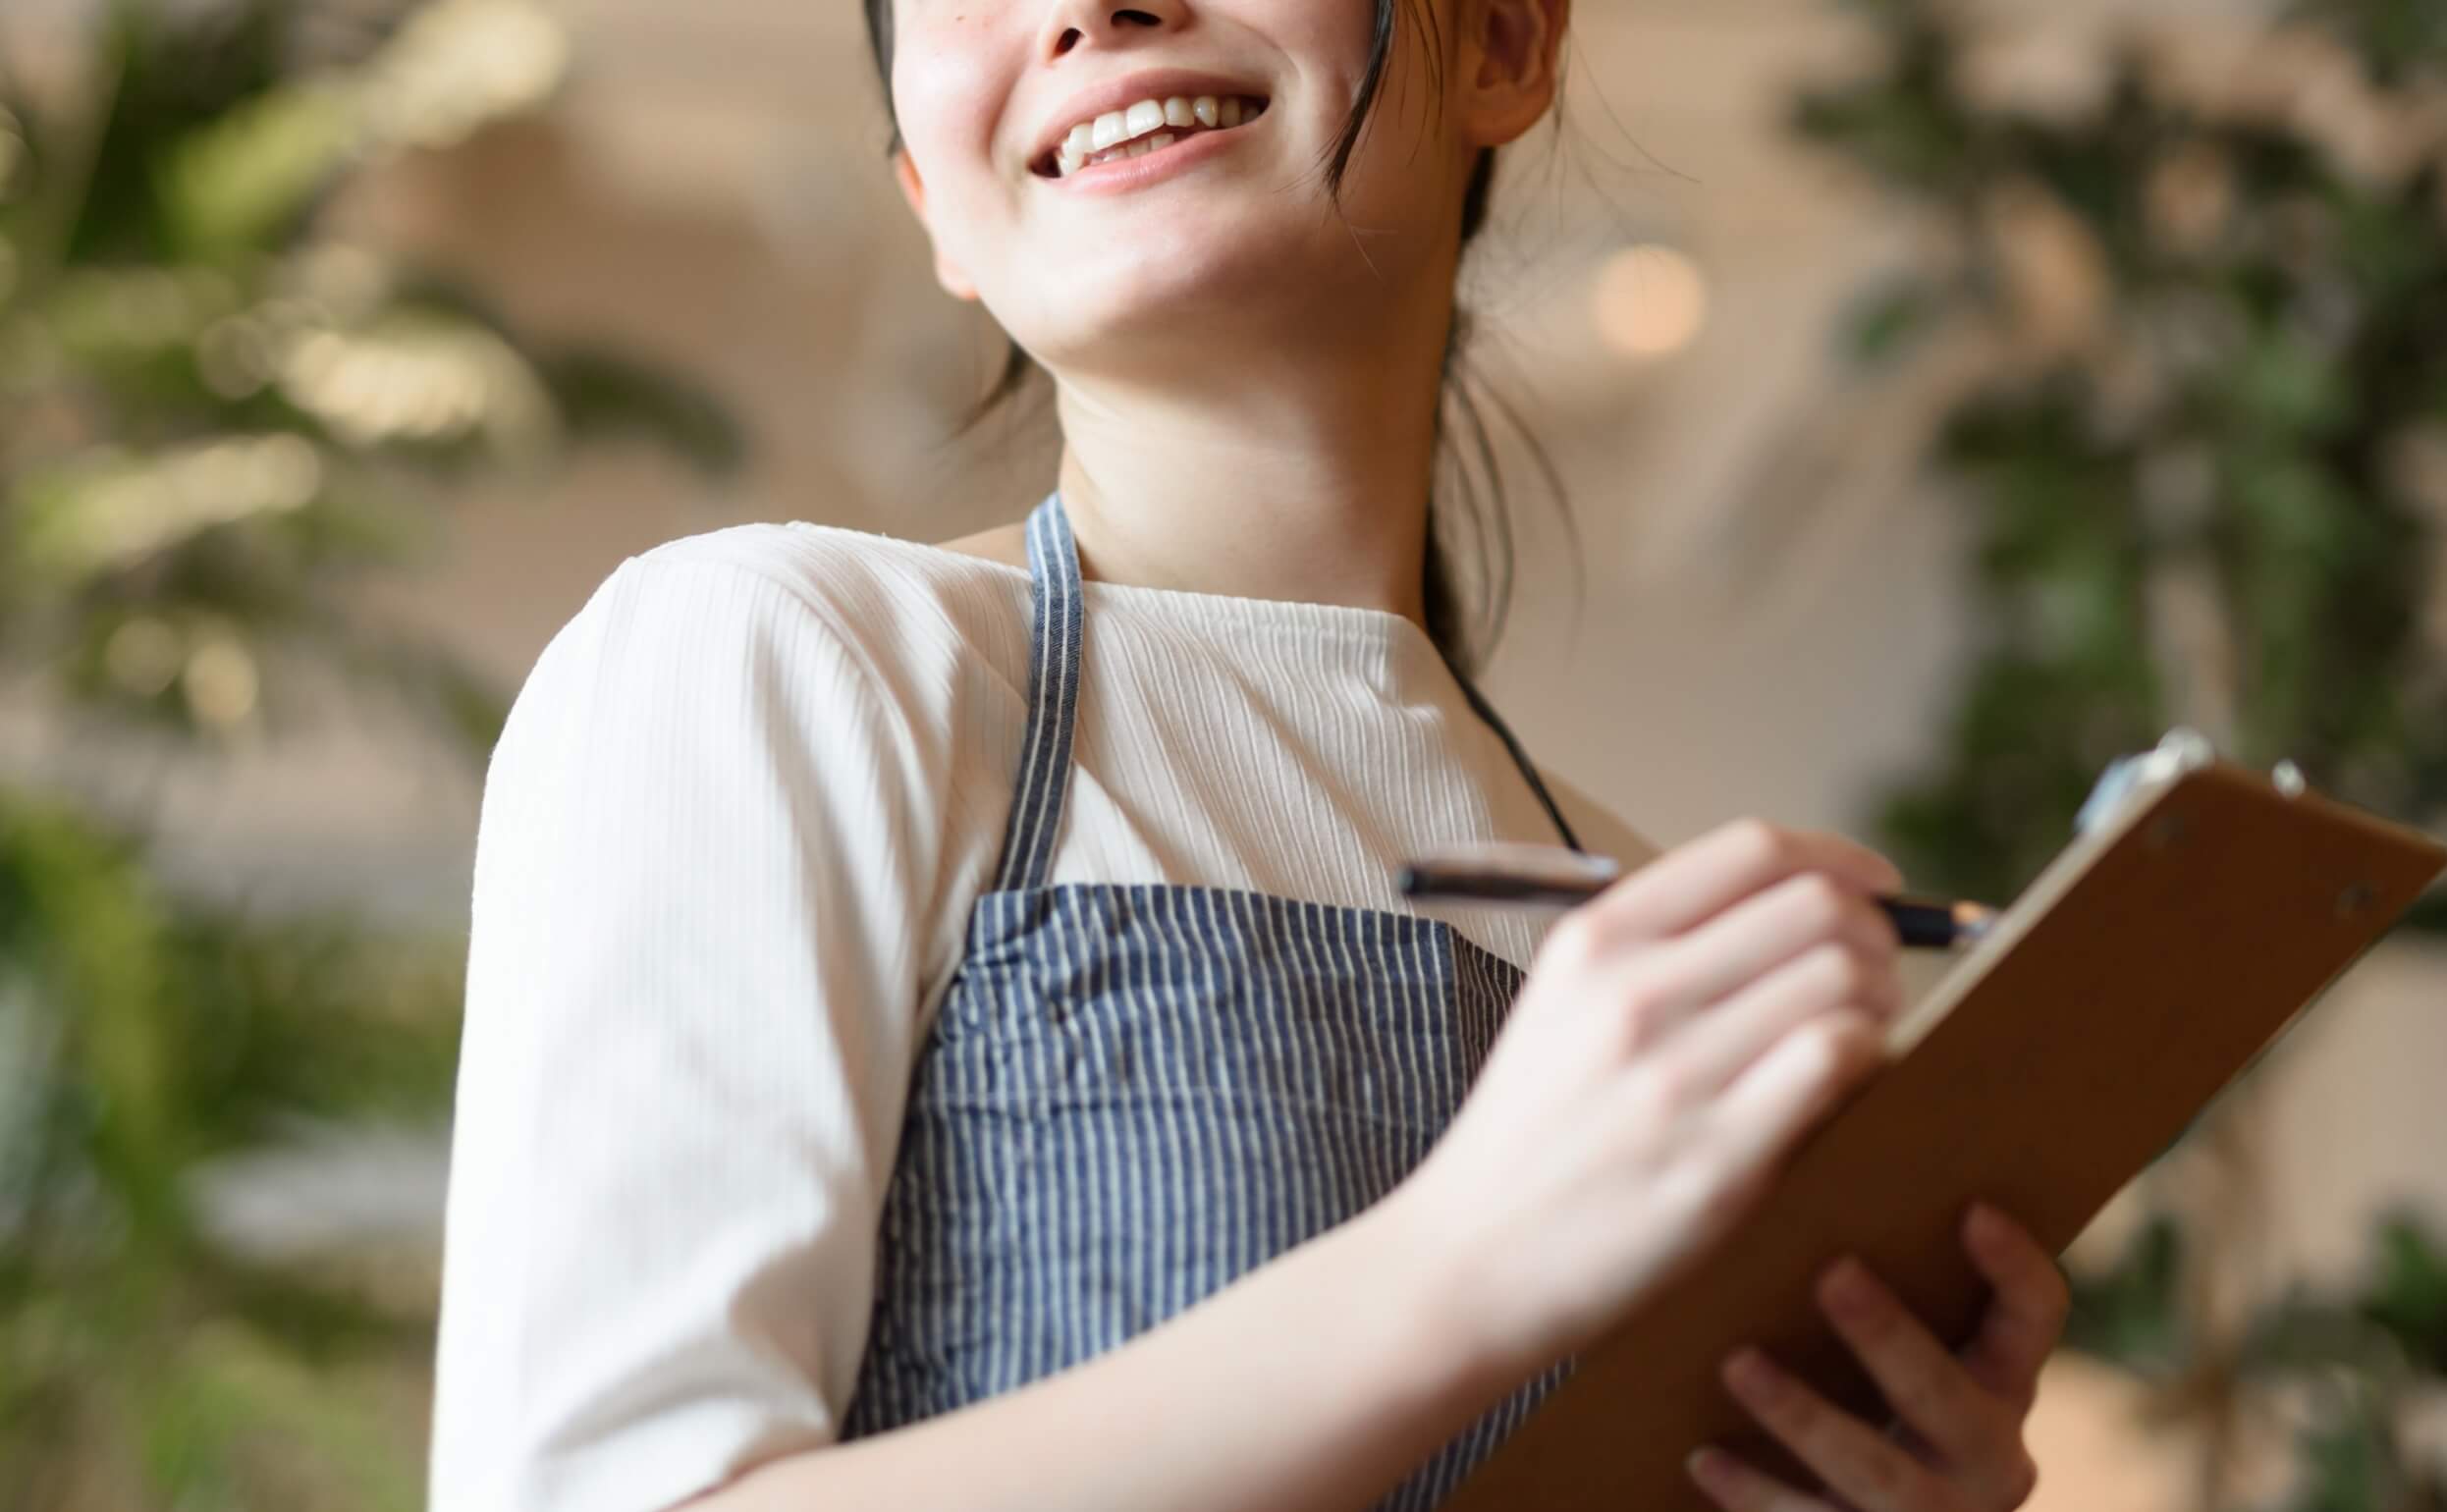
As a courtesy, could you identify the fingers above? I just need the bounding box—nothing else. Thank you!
[1575,820,1906,945]
[1686,1444,1841,1511]
[1645,871,1903,1017]
[1713,1347,1948,1512]
[1954,1204,2071,1413]
[1815,1258,2036,1508]
[1706,1010,1887,1176]
[1667,936,1906,1092]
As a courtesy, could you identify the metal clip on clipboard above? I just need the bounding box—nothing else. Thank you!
[2070,727,2317,841]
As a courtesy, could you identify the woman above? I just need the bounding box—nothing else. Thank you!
[428,1,2069,1508]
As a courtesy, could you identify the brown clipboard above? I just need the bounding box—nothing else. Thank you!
[1444,746,2447,1511]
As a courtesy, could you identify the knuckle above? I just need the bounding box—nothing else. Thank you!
[1608,1075,1686,1159]
[1661,1152,1768,1240]
[1795,872,1852,925]
[1833,833,1902,885]
[1834,950,1882,1003]
[1851,1441,1924,1504]
[2039,1263,2074,1325]
[1889,1375,1948,1433]
[1613,963,1673,1026]
[1540,911,1606,975]
[1726,817,1791,870]
[1849,944,1906,1007]
[1604,973,1682,1058]
[1848,896,1905,956]
[1705,1164,1772,1227]
[1840,1284,1899,1342]
[1637,1051,1706,1107]
[1802,1011,1876,1079]
[2005,1447,2040,1505]
[1787,1010,1841,1064]
[1612,1001,1661,1058]
[1857,842,1907,889]
[1615,1078,1673,1136]
[1804,942,1868,999]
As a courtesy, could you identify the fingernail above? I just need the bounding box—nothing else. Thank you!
[1822,1256,1877,1318]
[1686,1445,1732,1487]
[1723,1347,1783,1403]
[1968,1202,2012,1251]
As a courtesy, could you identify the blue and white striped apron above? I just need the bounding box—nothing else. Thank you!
[843,492,1583,1506]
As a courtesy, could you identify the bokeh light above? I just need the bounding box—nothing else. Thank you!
[104,618,187,698]
[183,636,261,729]
[1592,243,1712,360]
[35,434,325,573]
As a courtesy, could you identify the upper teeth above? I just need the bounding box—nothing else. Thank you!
[1055,94,1255,177]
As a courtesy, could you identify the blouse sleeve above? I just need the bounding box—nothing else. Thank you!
[429,552,948,1512]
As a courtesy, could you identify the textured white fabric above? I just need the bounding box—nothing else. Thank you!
[428,520,1661,1512]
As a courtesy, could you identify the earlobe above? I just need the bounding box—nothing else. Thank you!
[892,148,982,302]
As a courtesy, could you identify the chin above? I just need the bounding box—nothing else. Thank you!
[1010,218,1393,360]
[1007,257,1281,356]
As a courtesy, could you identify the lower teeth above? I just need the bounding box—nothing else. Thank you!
[1060,103,1262,177]
[1072,131,1183,173]
[1120,133,1172,163]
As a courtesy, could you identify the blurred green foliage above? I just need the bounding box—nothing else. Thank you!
[1800,0,2447,928]
[1800,0,2447,1504]
[0,0,739,1505]
[2065,1208,2447,1508]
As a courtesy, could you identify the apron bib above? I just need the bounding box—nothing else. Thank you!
[843,493,1581,1508]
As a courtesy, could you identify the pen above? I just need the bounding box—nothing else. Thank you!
[1394,842,2000,950]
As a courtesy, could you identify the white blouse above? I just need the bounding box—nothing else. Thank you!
[427,519,1660,1512]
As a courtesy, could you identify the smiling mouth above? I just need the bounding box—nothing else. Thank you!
[1033,94,1271,180]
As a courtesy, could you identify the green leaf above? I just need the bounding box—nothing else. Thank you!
[157,82,361,261]
[2270,1410,2402,1512]
[146,1323,421,1511]
[394,272,749,475]
[2287,0,2447,82]
[2218,326,2356,439]
[532,346,749,477]
[2061,1211,2190,1371]
[1838,275,1947,368]
[2358,1210,2447,1373]
[2236,1290,2405,1380]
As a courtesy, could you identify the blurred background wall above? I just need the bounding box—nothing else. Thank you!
[3,0,2443,1506]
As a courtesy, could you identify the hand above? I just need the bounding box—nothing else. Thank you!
[1686,1203,2070,1512]
[1386,819,1912,1389]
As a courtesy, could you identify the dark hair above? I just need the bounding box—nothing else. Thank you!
[860,0,1563,674]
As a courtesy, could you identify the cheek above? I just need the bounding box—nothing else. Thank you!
[1322,1,1473,227]
[1250,0,1369,70]
[892,13,1021,202]
[1260,0,1466,218]
[892,27,1032,292]
[1248,0,1377,141]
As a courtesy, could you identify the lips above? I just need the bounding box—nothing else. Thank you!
[1037,93,1270,178]
[1026,69,1272,175]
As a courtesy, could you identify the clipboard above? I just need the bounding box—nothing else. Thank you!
[1443,731,2447,1510]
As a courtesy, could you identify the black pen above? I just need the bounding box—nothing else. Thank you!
[1395,842,1999,950]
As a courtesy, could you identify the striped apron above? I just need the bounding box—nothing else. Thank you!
[842,491,1583,1507]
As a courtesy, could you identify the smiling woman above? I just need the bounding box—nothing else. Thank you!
[866,0,1518,672]
[425,4,2068,1512]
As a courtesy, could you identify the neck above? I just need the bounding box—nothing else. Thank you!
[1047,297,1454,636]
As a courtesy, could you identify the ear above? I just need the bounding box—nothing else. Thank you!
[1459,0,1569,150]
[893,149,982,302]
